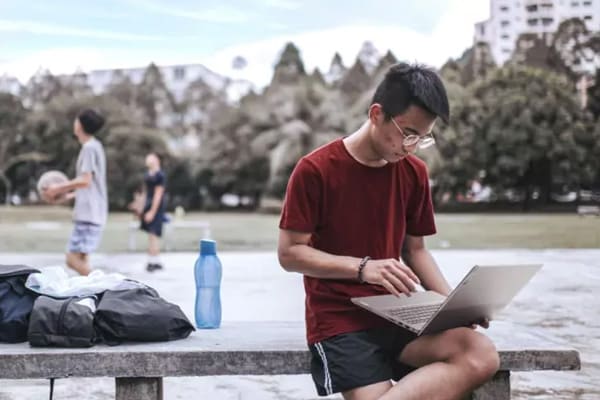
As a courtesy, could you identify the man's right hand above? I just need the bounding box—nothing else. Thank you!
[361,258,421,297]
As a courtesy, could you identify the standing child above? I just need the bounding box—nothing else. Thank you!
[140,152,167,272]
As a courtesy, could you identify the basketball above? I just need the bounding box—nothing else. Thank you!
[37,170,68,203]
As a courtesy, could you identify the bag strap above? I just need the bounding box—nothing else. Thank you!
[49,378,55,400]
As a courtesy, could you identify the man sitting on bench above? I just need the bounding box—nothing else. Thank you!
[277,63,500,400]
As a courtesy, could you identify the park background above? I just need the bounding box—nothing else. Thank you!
[1,0,600,398]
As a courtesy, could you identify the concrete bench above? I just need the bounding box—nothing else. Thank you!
[128,219,211,251]
[0,321,580,400]
[576,205,600,216]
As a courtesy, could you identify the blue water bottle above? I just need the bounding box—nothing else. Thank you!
[194,239,222,329]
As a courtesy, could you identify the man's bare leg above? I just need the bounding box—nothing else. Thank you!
[66,252,91,275]
[148,233,160,257]
[343,381,392,400]
[342,327,499,400]
[386,327,498,400]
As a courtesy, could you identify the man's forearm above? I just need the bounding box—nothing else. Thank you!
[404,248,451,296]
[279,244,362,280]
[58,177,89,193]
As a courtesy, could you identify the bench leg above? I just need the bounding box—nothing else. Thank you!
[471,371,510,400]
[116,377,163,400]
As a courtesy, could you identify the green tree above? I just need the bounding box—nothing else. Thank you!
[436,66,596,209]
[104,127,169,209]
[0,93,52,203]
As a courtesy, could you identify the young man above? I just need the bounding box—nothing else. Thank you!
[44,109,107,276]
[140,152,167,272]
[278,63,499,400]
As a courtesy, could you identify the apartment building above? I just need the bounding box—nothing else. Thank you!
[475,0,600,65]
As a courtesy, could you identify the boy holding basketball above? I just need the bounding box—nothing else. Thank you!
[44,109,108,275]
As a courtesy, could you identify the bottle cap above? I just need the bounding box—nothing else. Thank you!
[200,239,217,255]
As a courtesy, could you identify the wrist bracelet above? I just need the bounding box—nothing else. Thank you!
[358,256,371,283]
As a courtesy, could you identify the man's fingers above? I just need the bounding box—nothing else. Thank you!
[387,266,418,292]
[382,271,412,296]
[381,280,402,298]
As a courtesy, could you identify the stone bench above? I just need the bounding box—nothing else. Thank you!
[0,321,580,400]
[128,219,211,251]
[576,205,600,216]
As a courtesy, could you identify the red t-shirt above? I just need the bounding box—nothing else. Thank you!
[279,138,437,344]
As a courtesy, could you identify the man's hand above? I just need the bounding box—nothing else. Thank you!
[144,211,155,224]
[43,184,62,202]
[361,258,421,297]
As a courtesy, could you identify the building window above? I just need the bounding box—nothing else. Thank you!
[583,0,592,5]
[502,34,510,39]
[527,18,539,26]
[584,15,593,20]
[542,17,554,25]
[571,1,580,6]
[540,3,554,9]
[501,20,510,27]
[526,4,538,11]
[502,48,512,53]
[500,5,509,11]
[480,25,486,35]
[174,67,185,80]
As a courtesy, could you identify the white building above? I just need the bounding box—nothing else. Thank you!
[475,0,600,65]
[84,63,237,102]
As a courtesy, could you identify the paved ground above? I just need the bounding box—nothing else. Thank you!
[0,249,598,399]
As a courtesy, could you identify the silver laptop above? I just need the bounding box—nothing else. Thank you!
[351,264,541,336]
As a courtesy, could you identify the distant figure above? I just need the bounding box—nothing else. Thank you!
[44,109,107,276]
[140,153,167,272]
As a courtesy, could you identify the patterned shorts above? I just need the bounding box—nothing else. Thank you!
[67,221,104,254]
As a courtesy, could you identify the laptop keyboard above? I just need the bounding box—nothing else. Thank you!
[386,304,441,325]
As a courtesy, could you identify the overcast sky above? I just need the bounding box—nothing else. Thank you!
[0,0,490,86]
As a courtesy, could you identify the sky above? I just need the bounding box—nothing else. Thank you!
[0,0,490,87]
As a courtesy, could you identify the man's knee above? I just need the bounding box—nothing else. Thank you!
[451,328,500,382]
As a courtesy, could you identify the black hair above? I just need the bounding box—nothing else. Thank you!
[77,109,105,135]
[371,63,449,124]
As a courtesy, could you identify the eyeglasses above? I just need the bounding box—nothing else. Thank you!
[390,118,436,149]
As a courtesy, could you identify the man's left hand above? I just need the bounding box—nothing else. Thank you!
[144,211,155,223]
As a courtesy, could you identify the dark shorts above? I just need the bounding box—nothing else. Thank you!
[308,327,417,396]
[140,206,166,237]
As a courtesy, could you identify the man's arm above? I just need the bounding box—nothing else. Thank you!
[402,234,451,296]
[278,229,420,296]
[144,185,165,222]
[44,172,92,200]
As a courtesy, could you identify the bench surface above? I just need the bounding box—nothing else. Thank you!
[0,321,580,380]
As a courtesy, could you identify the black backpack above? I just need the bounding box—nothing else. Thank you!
[0,265,40,343]
[28,295,97,348]
[95,285,194,344]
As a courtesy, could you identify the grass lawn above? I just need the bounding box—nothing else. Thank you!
[0,206,599,252]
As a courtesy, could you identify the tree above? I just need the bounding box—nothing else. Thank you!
[104,127,169,209]
[435,66,597,209]
[0,93,50,204]
[136,63,179,131]
[587,69,600,119]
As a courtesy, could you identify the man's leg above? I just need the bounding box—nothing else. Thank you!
[343,381,393,400]
[148,233,160,257]
[379,327,500,400]
[66,252,91,275]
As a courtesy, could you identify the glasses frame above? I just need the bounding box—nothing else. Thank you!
[390,118,436,149]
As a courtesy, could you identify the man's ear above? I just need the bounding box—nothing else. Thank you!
[368,103,383,125]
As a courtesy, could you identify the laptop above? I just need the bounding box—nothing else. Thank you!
[351,264,541,336]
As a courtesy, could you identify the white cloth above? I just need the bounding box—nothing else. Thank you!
[25,267,140,298]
